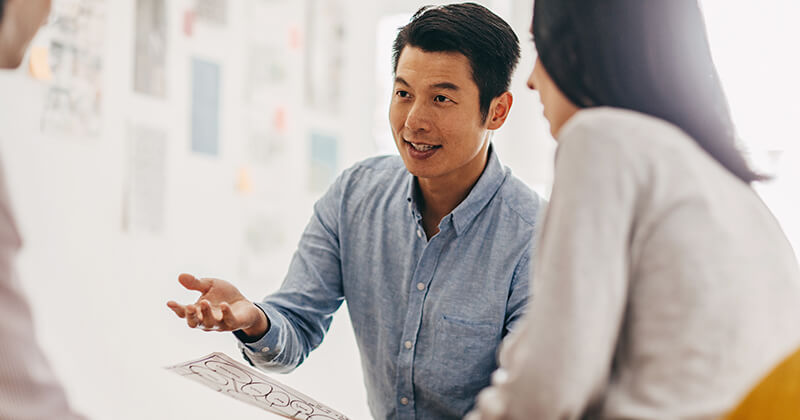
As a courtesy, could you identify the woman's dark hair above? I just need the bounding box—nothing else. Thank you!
[533,0,765,183]
[0,0,5,22]
[393,3,521,122]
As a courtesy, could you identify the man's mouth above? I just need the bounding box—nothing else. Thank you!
[405,140,442,152]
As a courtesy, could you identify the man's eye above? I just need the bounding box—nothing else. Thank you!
[396,90,410,98]
[434,95,450,103]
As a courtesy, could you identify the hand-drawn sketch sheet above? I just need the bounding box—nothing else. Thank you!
[166,352,350,420]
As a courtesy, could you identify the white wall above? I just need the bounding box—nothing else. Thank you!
[0,0,797,419]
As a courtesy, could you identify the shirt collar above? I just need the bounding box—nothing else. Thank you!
[405,144,507,236]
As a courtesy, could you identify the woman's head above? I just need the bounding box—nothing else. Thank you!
[529,0,764,183]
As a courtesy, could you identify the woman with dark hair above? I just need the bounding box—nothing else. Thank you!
[467,1,800,419]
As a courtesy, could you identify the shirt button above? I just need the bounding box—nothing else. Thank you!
[404,340,412,349]
[261,347,270,352]
[416,282,425,291]
[400,397,409,405]
[416,229,423,238]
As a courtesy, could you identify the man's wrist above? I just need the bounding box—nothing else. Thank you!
[238,305,270,343]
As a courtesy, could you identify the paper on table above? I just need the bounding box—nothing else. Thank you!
[165,352,350,420]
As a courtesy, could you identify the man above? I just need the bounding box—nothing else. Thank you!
[168,3,543,419]
[0,0,86,419]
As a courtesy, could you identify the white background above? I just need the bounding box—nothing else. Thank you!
[0,0,797,419]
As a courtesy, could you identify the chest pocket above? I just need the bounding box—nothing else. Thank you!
[429,314,501,413]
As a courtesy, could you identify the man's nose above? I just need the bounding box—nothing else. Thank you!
[404,102,431,133]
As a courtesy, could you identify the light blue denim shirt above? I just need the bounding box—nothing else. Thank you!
[237,146,543,419]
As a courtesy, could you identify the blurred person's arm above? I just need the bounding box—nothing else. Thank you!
[0,163,86,420]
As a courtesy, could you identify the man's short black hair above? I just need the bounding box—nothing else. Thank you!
[0,0,5,22]
[392,3,521,122]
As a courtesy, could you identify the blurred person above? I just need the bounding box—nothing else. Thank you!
[0,0,86,419]
[467,1,800,419]
[167,3,544,419]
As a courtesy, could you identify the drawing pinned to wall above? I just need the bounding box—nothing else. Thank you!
[194,0,228,26]
[38,0,106,138]
[238,209,289,281]
[245,106,288,165]
[309,132,338,192]
[134,0,168,98]
[241,0,297,166]
[245,44,288,103]
[191,58,221,156]
[122,124,168,234]
[305,0,345,114]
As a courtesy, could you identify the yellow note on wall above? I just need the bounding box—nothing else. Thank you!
[29,46,53,81]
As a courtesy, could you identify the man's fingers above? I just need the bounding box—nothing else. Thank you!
[199,300,218,329]
[178,273,212,294]
[185,304,201,328]
[220,303,238,329]
[166,301,187,318]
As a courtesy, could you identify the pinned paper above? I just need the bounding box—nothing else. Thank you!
[28,46,53,81]
[190,58,220,156]
[288,25,302,51]
[183,10,194,37]
[134,0,167,97]
[274,107,288,134]
[236,166,253,194]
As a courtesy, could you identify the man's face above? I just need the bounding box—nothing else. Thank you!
[389,46,492,182]
[0,0,51,69]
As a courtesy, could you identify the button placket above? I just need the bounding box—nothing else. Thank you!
[395,225,449,416]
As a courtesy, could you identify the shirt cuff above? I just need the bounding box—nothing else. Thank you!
[235,302,284,363]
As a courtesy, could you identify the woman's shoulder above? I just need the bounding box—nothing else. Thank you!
[560,108,689,150]
[556,107,707,174]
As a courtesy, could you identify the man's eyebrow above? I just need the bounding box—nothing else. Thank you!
[394,77,460,92]
[431,82,460,91]
[394,77,410,86]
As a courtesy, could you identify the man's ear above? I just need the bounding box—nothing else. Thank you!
[486,91,513,130]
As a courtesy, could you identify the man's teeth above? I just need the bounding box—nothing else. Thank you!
[410,142,437,151]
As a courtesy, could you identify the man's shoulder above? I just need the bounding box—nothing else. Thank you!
[350,154,406,173]
[496,172,545,228]
[336,155,407,193]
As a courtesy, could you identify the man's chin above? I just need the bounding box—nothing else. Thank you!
[401,161,440,180]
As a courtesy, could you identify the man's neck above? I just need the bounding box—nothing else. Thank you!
[417,144,489,238]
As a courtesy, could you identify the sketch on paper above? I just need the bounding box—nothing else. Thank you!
[195,0,228,25]
[166,352,350,420]
[39,0,106,138]
[191,58,221,156]
[305,0,345,113]
[134,0,167,97]
[238,210,288,282]
[245,106,288,165]
[241,0,295,165]
[122,124,167,234]
[245,44,288,103]
[309,132,338,192]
